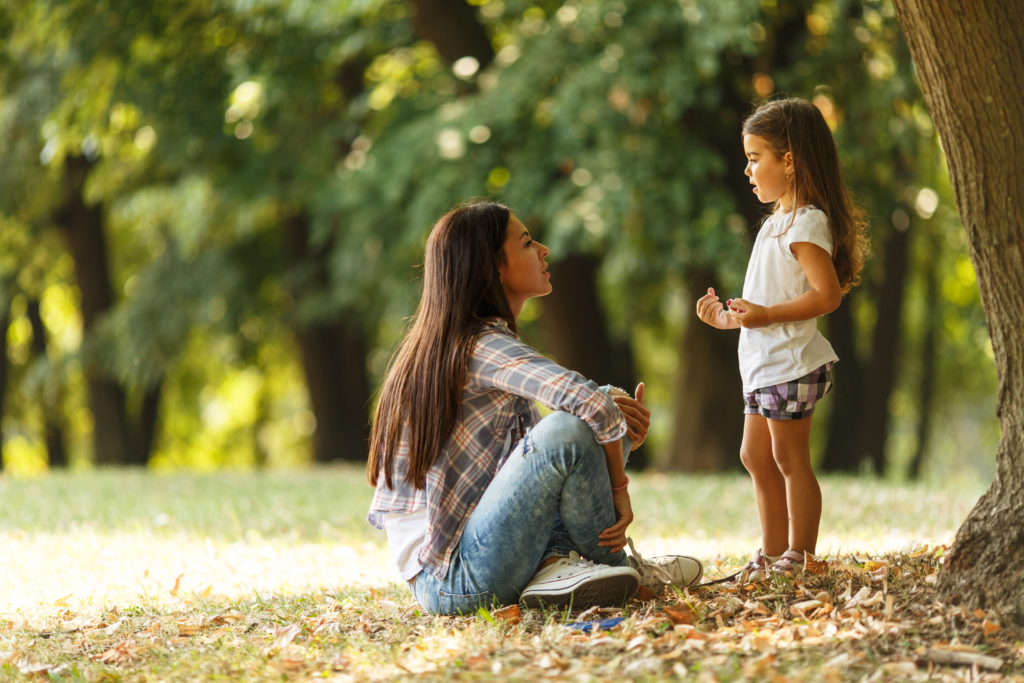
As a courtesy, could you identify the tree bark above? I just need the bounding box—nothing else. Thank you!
[58,156,138,465]
[283,212,371,462]
[26,298,70,468]
[893,0,1024,621]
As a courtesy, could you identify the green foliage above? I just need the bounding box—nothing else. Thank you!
[0,0,998,473]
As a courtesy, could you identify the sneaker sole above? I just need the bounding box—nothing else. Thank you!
[521,575,639,610]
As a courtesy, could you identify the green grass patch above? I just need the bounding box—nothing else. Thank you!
[1,466,1010,681]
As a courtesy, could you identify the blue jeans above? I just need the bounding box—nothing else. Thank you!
[411,410,631,615]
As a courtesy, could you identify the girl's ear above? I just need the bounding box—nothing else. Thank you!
[784,151,795,178]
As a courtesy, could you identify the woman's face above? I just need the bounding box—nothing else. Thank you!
[743,133,794,210]
[498,214,551,316]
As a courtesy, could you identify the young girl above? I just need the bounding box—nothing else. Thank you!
[696,98,868,579]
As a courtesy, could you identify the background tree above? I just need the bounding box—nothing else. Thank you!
[892,0,1024,619]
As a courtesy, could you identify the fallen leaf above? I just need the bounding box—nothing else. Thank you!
[805,556,828,575]
[210,613,244,625]
[171,573,184,596]
[92,639,142,664]
[19,663,69,676]
[791,599,822,613]
[626,635,648,652]
[491,604,521,625]
[663,604,693,625]
[635,585,656,601]
[137,621,161,637]
[176,618,204,636]
[982,619,1001,636]
[262,624,302,656]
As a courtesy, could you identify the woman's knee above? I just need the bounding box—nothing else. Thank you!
[531,411,595,447]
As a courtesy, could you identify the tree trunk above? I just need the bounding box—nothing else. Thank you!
[136,383,162,465]
[908,231,940,480]
[537,253,646,469]
[26,298,70,468]
[283,212,371,462]
[58,156,137,466]
[820,295,864,471]
[538,254,636,391]
[409,0,494,69]
[861,221,911,474]
[893,0,1024,621]
[664,269,744,472]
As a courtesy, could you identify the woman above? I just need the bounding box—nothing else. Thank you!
[367,200,701,615]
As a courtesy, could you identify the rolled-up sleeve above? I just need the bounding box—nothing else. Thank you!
[470,329,626,444]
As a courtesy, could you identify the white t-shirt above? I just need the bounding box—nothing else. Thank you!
[737,205,839,393]
[382,508,428,581]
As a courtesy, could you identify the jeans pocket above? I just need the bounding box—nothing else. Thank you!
[436,588,499,616]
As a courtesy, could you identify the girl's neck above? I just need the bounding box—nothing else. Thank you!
[775,198,805,215]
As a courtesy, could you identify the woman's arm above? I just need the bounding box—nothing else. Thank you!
[472,326,627,444]
[597,437,632,553]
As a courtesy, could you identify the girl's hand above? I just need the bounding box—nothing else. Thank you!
[696,288,739,329]
[598,488,633,553]
[726,298,771,328]
[613,382,650,450]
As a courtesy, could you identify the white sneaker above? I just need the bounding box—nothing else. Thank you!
[627,538,703,596]
[520,553,640,609]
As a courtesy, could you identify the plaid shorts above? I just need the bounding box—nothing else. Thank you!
[743,362,835,421]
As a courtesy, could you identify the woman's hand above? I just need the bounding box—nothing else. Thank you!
[613,382,650,450]
[696,287,739,329]
[598,488,633,553]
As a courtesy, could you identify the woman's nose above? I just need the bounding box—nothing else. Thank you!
[538,242,549,258]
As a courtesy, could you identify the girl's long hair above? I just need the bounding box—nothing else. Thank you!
[367,200,515,489]
[743,98,869,293]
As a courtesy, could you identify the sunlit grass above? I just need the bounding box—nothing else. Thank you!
[0,465,985,624]
[0,466,995,680]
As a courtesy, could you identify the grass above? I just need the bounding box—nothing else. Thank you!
[1,465,1018,681]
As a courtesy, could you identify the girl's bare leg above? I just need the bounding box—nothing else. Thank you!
[766,416,820,555]
[740,414,788,556]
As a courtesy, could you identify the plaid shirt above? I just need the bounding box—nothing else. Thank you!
[367,318,626,579]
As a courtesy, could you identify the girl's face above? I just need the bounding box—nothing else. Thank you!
[499,214,551,316]
[743,134,794,210]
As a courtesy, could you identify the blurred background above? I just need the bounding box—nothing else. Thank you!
[0,0,997,482]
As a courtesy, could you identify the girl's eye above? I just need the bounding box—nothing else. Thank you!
[525,240,533,247]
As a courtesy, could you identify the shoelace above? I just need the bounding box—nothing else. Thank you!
[563,552,596,571]
[626,538,674,585]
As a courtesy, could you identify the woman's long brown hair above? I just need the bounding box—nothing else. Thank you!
[367,200,515,489]
[743,98,869,294]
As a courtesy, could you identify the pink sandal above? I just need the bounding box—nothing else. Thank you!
[772,549,826,577]
[737,549,777,583]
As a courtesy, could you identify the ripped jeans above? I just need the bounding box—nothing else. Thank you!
[411,410,631,615]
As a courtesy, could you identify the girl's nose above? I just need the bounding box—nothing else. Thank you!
[538,242,550,258]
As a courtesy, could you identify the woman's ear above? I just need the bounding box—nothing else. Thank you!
[784,151,794,178]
